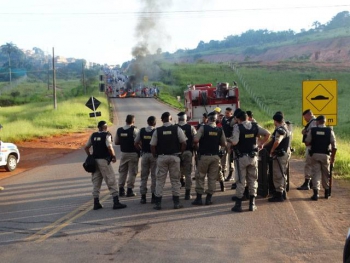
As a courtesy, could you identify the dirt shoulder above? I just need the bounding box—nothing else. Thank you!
[0,131,92,181]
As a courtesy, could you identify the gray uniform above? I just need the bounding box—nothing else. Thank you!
[150,122,187,197]
[134,126,157,195]
[178,121,197,190]
[85,133,118,198]
[303,118,317,180]
[194,122,226,195]
[305,124,336,190]
[116,125,139,189]
[230,121,270,197]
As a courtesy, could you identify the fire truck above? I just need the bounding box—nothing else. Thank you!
[184,82,240,126]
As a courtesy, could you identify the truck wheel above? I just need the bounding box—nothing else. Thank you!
[5,154,17,172]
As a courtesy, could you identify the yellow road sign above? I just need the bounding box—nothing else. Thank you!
[302,80,337,126]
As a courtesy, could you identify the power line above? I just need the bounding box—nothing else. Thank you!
[0,5,349,15]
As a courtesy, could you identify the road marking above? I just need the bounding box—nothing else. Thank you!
[24,192,110,243]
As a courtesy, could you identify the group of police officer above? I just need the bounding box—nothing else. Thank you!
[84,107,337,212]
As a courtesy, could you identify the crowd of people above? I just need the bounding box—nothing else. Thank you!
[84,107,337,212]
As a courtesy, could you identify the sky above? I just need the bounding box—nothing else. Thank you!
[1,0,350,65]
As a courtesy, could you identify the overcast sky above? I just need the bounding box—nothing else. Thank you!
[1,0,349,65]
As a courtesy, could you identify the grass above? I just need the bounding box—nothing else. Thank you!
[155,62,350,177]
[0,95,111,143]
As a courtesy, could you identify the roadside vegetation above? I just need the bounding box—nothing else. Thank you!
[153,62,350,178]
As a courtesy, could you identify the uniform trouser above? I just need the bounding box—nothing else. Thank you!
[180,150,193,190]
[235,155,258,198]
[272,153,290,193]
[195,155,220,195]
[155,155,181,197]
[221,151,234,172]
[140,153,157,195]
[118,152,139,189]
[304,147,313,180]
[311,153,330,190]
[92,159,118,198]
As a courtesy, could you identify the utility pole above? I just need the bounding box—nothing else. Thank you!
[52,47,57,109]
[8,54,12,88]
[82,61,86,94]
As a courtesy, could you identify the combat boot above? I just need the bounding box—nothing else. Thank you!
[185,189,192,200]
[153,196,162,210]
[231,198,243,212]
[297,179,311,190]
[268,192,284,202]
[126,188,136,197]
[324,189,331,199]
[311,189,319,201]
[151,193,156,204]
[220,181,225,192]
[192,193,203,205]
[205,193,213,205]
[180,176,185,187]
[225,171,233,182]
[249,196,257,211]
[232,194,247,202]
[140,194,147,204]
[173,196,183,209]
[113,196,127,209]
[119,187,125,197]
[93,198,103,210]
[231,182,237,190]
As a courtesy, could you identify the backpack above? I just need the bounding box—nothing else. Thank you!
[83,155,96,173]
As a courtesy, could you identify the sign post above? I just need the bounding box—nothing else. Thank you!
[302,80,337,126]
[85,97,101,126]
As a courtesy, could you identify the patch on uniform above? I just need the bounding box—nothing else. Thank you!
[163,131,172,135]
[316,131,325,135]
[209,132,218,136]
[143,135,152,139]
[94,137,102,141]
[245,134,254,138]
[120,133,128,137]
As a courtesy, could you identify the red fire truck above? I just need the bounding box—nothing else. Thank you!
[184,82,240,126]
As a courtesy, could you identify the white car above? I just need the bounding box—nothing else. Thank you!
[0,141,20,171]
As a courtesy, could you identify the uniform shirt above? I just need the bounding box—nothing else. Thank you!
[115,125,139,144]
[178,121,197,137]
[273,123,291,145]
[229,120,270,145]
[303,117,317,147]
[304,124,336,148]
[85,131,113,148]
[150,122,187,146]
[194,121,226,145]
[134,126,155,144]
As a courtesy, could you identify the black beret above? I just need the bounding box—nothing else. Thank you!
[233,108,242,117]
[97,121,107,128]
[302,109,311,115]
[202,113,208,118]
[273,114,283,122]
[316,115,326,121]
[177,111,186,117]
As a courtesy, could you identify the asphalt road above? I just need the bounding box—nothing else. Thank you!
[0,98,346,263]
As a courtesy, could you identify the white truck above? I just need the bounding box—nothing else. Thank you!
[0,141,20,171]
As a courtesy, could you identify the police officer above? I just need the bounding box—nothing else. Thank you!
[84,121,126,210]
[196,113,208,130]
[134,116,157,204]
[192,111,227,206]
[230,111,270,212]
[305,115,337,200]
[177,112,197,200]
[115,114,139,197]
[221,107,235,181]
[268,113,291,202]
[150,112,187,210]
[298,109,317,190]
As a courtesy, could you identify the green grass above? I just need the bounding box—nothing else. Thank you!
[0,95,111,143]
[156,62,350,177]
